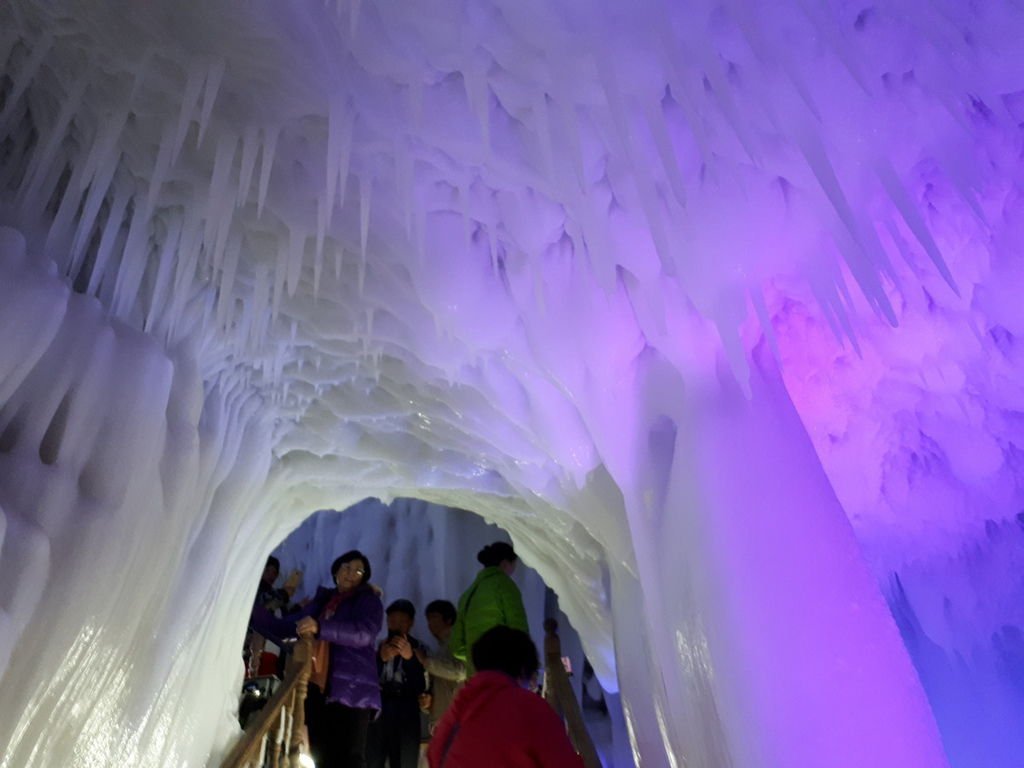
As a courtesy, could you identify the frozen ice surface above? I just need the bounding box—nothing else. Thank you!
[0,0,1022,766]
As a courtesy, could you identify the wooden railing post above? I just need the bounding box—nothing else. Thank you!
[543,621,602,768]
[287,638,312,768]
[222,637,313,768]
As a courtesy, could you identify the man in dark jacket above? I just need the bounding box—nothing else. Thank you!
[367,599,427,768]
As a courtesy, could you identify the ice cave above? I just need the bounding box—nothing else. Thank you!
[0,0,1022,766]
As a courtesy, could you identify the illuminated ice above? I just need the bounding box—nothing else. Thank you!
[0,1,1022,766]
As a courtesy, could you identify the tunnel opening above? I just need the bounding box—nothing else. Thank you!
[238,495,629,768]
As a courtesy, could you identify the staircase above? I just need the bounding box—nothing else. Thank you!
[223,638,313,768]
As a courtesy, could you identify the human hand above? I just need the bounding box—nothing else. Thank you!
[296,617,318,638]
[380,642,399,662]
[283,569,302,595]
[393,636,413,660]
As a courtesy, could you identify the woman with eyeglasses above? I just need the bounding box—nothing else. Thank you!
[279,549,384,767]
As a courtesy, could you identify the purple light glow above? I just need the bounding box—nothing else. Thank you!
[0,1,1022,766]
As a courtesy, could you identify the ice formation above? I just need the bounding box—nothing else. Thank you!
[0,0,1022,766]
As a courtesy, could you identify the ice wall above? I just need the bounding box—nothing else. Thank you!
[0,228,279,766]
[0,0,1022,766]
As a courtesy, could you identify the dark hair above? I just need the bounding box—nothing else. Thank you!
[330,550,371,585]
[265,556,281,572]
[386,598,416,618]
[477,541,517,568]
[471,626,539,680]
[425,599,457,625]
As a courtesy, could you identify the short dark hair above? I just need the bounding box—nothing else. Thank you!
[471,626,539,681]
[476,541,517,568]
[386,599,416,619]
[425,600,457,625]
[265,556,281,573]
[330,550,371,585]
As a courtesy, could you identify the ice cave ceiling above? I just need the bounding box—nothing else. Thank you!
[1,0,1023,766]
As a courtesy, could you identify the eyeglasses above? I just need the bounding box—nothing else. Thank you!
[339,563,365,576]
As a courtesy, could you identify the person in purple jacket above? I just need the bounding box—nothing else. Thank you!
[269,550,384,767]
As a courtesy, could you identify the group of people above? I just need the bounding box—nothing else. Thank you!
[250,541,585,767]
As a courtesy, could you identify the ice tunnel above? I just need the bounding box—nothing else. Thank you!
[0,0,1022,765]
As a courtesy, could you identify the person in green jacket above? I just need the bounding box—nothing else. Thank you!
[450,541,529,674]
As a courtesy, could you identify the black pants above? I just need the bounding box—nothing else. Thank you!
[366,695,421,768]
[306,685,373,768]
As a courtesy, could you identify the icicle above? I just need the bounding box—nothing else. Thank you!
[326,100,355,223]
[196,58,226,148]
[463,66,490,152]
[171,60,206,165]
[314,205,326,300]
[533,93,556,185]
[145,218,184,333]
[795,0,871,96]
[60,158,107,271]
[458,177,472,257]
[798,132,895,324]
[938,153,986,224]
[237,125,261,207]
[257,125,280,218]
[643,99,687,208]
[168,211,205,337]
[204,134,238,272]
[486,228,498,277]
[810,276,859,354]
[715,311,752,399]
[596,57,674,276]
[573,197,616,292]
[216,233,242,329]
[414,204,427,264]
[0,32,53,140]
[286,227,306,297]
[129,48,153,103]
[394,138,414,240]
[111,198,155,318]
[271,234,287,322]
[359,174,372,293]
[876,160,959,295]
[250,265,271,351]
[21,72,88,208]
[358,244,367,297]
[78,107,130,203]
[146,121,178,213]
[722,0,822,121]
[86,188,131,297]
[24,151,73,236]
[749,284,780,365]
[551,93,585,192]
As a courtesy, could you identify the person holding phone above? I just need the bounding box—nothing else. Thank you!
[367,599,427,768]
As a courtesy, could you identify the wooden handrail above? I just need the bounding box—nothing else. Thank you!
[543,624,602,768]
[222,637,313,768]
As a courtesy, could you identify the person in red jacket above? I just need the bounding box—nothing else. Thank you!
[428,625,585,768]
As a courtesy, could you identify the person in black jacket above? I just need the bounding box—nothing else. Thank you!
[367,599,427,768]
